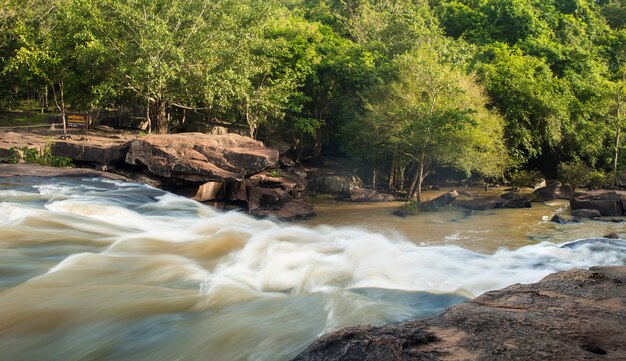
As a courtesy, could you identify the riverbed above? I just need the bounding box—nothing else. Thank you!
[1,177,625,360]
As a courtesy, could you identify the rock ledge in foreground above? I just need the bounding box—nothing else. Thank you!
[0,163,129,180]
[293,266,626,361]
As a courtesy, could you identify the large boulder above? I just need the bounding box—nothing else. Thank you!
[125,133,279,182]
[419,190,458,211]
[454,196,505,210]
[293,266,626,361]
[349,186,397,202]
[52,140,130,165]
[572,208,602,218]
[309,175,352,197]
[533,181,574,201]
[570,190,626,216]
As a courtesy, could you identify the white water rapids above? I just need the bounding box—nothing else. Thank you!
[0,176,625,360]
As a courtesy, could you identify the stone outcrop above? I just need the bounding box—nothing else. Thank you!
[0,130,134,165]
[420,190,458,211]
[572,208,602,218]
[125,133,279,182]
[293,266,626,361]
[571,190,626,216]
[191,167,314,220]
[454,194,531,211]
[53,139,130,165]
[533,181,574,201]
[0,163,128,180]
[349,186,397,202]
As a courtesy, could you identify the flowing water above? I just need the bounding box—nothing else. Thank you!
[1,177,625,361]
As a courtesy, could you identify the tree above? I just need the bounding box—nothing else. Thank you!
[4,0,85,135]
[347,47,509,202]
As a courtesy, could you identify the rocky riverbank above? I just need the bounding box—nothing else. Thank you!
[293,265,626,361]
[0,129,314,220]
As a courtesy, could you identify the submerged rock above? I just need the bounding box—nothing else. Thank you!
[293,266,626,361]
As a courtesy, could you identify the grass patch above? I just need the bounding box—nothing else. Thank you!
[0,112,51,127]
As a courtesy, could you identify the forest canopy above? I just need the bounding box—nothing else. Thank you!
[1,0,625,197]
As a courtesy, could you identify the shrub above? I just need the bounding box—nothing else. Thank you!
[510,169,544,189]
[9,144,74,168]
[558,160,608,190]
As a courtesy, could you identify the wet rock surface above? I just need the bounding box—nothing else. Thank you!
[293,266,626,361]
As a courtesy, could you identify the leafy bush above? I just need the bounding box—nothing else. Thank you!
[9,144,74,167]
[510,169,544,189]
[587,170,608,190]
[558,160,607,190]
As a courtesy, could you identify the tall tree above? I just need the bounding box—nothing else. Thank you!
[345,47,509,201]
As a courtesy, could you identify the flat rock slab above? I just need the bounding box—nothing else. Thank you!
[0,130,135,165]
[293,266,626,361]
[571,190,626,216]
[125,133,279,182]
[0,163,129,180]
[52,140,130,164]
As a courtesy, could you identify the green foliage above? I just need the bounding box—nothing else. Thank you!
[268,169,281,178]
[1,0,625,188]
[9,144,74,167]
[557,159,607,189]
[588,170,609,190]
[510,169,544,188]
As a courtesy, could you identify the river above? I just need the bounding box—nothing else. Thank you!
[1,177,625,360]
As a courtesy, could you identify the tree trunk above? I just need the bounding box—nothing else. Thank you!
[389,147,397,191]
[372,169,377,191]
[59,80,67,136]
[146,99,152,134]
[155,98,168,134]
[614,70,624,186]
[408,163,420,201]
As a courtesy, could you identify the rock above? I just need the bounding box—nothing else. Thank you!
[497,197,532,208]
[392,209,409,218]
[419,190,458,211]
[551,214,568,224]
[572,209,602,218]
[265,139,292,155]
[571,190,626,216]
[125,133,279,182]
[0,163,129,180]
[349,187,396,202]
[499,191,520,199]
[52,140,130,165]
[458,190,479,197]
[603,232,620,239]
[454,196,505,211]
[309,175,352,197]
[279,156,296,168]
[533,181,574,201]
[235,167,312,219]
[193,181,225,201]
[250,200,316,221]
[293,266,626,361]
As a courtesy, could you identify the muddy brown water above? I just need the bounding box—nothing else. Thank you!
[0,179,624,361]
[301,188,622,253]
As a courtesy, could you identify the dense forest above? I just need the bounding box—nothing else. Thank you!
[1,0,624,199]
